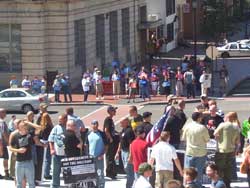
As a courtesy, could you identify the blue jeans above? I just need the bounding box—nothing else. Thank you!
[44,147,52,177]
[121,150,134,188]
[96,158,105,188]
[51,155,64,188]
[185,155,206,184]
[16,160,35,188]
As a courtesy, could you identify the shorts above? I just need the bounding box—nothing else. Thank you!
[0,146,9,160]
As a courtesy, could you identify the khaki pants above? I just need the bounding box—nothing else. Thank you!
[155,170,173,188]
[113,80,120,95]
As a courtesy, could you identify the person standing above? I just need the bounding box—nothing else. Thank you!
[32,76,41,93]
[204,105,224,138]
[161,73,171,98]
[182,112,209,184]
[36,103,53,181]
[163,106,183,149]
[175,68,184,97]
[141,112,154,136]
[9,121,36,188]
[150,68,159,96]
[81,74,91,102]
[219,65,228,96]
[52,75,61,103]
[103,106,119,179]
[129,106,143,130]
[149,131,183,188]
[184,69,195,99]
[0,108,12,180]
[199,70,209,97]
[213,112,240,188]
[129,125,149,179]
[10,75,19,88]
[112,70,121,99]
[115,118,135,188]
[21,75,31,89]
[127,75,137,103]
[175,100,187,129]
[206,163,226,188]
[48,114,67,188]
[63,120,81,157]
[86,120,108,188]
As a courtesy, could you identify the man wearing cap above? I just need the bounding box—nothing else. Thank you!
[103,106,119,179]
[182,112,209,185]
[0,108,12,179]
[141,112,153,136]
[115,117,135,188]
[86,120,108,188]
[134,163,153,188]
[36,103,53,180]
[129,125,149,180]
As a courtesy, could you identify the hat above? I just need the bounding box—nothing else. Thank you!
[94,67,98,71]
[91,120,98,125]
[138,163,153,175]
[107,106,118,113]
[142,112,152,119]
[135,125,145,135]
[200,94,208,100]
[40,103,48,109]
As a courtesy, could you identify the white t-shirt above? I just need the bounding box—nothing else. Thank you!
[81,77,90,91]
[134,176,152,188]
[150,141,177,172]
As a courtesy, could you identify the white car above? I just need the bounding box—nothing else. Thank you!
[216,42,250,58]
[0,88,49,113]
[237,39,250,45]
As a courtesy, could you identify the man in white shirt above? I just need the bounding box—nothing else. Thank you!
[149,131,183,188]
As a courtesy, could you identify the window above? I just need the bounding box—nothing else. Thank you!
[95,14,105,59]
[109,11,118,59]
[166,0,175,16]
[139,6,147,22]
[0,24,21,72]
[16,91,26,97]
[230,44,237,49]
[167,23,174,42]
[122,8,130,48]
[74,19,86,69]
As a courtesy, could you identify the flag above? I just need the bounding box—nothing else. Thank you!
[146,107,171,146]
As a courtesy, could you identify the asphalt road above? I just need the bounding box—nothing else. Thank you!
[1,98,250,187]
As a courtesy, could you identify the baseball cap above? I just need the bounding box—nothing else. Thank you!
[107,106,118,113]
[142,112,152,119]
[91,120,98,125]
[138,163,153,175]
[40,103,48,109]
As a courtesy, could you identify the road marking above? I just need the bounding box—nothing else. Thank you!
[80,106,106,120]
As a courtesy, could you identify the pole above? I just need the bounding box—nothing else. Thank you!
[193,6,197,66]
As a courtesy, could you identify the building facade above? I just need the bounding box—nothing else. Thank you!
[145,0,178,53]
[0,0,146,88]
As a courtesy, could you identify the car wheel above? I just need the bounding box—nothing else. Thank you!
[221,52,229,58]
[22,104,33,114]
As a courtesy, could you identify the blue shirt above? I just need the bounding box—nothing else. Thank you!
[87,131,106,158]
[211,179,226,188]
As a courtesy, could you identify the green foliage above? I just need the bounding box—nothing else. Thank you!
[201,0,239,40]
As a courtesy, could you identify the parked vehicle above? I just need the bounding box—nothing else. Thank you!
[216,42,250,58]
[237,39,250,45]
[0,88,49,113]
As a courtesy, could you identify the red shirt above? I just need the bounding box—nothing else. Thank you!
[130,137,149,172]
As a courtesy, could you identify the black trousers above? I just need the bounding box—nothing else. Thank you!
[83,91,89,102]
[35,146,44,181]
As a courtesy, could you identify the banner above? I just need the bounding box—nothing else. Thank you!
[61,155,97,188]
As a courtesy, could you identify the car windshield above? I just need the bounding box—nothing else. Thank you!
[25,89,39,96]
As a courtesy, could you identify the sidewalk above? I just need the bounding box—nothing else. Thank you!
[49,93,200,106]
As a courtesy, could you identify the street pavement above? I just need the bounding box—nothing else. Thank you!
[1,97,250,187]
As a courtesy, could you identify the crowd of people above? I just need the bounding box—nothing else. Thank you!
[1,92,250,188]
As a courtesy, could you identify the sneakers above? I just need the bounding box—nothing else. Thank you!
[4,175,14,180]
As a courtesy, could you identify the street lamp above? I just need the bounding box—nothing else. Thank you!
[192,0,197,65]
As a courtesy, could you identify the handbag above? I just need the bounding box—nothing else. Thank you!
[240,161,249,174]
